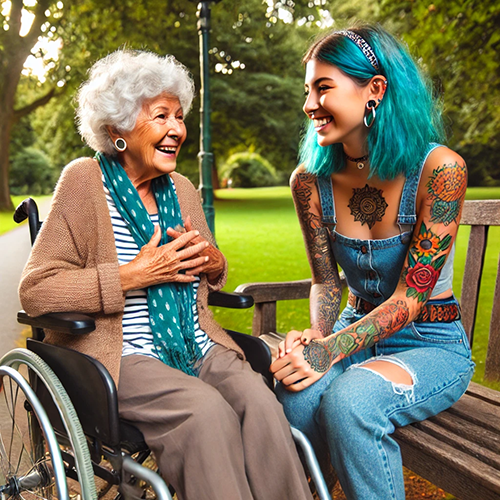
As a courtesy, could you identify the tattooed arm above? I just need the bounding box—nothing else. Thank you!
[270,167,343,383]
[273,149,467,392]
[294,168,343,333]
[275,167,343,354]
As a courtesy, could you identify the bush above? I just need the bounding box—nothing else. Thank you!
[220,152,282,188]
[457,143,500,187]
[10,147,57,195]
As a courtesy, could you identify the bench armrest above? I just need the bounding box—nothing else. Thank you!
[17,311,96,335]
[235,274,346,337]
[208,291,254,309]
[235,279,312,303]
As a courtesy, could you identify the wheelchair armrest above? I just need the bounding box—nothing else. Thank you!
[225,330,273,388]
[208,291,254,309]
[14,197,42,245]
[17,310,96,335]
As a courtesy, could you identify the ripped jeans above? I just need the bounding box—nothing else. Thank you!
[275,298,475,500]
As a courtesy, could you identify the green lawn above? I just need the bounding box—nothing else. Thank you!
[0,195,51,235]
[213,186,500,390]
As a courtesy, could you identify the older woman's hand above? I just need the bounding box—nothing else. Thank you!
[119,225,210,292]
[166,216,225,283]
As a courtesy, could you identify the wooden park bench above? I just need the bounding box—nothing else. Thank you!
[235,199,500,500]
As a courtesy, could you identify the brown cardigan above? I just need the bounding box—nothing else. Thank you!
[19,157,243,384]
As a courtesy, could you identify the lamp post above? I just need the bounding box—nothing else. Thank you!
[192,0,221,235]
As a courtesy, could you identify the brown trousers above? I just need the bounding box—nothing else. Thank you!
[117,345,313,500]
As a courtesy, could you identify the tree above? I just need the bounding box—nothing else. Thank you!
[377,0,500,184]
[0,0,60,210]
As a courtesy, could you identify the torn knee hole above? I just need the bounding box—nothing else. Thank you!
[360,360,414,386]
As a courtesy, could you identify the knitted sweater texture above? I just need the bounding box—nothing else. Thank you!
[19,157,243,384]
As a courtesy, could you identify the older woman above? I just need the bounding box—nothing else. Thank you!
[19,50,312,500]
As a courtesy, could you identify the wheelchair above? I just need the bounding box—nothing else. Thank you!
[0,198,331,500]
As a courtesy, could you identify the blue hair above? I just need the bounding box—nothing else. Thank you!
[299,24,445,180]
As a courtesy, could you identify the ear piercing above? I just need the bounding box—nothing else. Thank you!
[364,100,377,128]
[114,138,127,152]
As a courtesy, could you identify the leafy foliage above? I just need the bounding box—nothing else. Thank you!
[377,0,500,185]
[9,146,57,195]
[20,0,323,184]
[220,151,283,188]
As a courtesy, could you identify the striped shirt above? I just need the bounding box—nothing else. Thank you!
[103,177,214,361]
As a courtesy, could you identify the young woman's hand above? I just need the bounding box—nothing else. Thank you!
[166,216,225,282]
[271,339,330,392]
[277,328,324,358]
[119,225,209,291]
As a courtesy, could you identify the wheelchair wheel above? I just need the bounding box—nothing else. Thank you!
[0,349,97,500]
[0,365,67,499]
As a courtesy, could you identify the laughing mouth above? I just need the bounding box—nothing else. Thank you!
[156,145,177,154]
[313,116,332,128]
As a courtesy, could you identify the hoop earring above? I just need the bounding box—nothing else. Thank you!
[114,138,127,152]
[363,100,377,128]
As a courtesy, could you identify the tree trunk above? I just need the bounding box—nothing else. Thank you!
[0,82,16,212]
[0,0,53,211]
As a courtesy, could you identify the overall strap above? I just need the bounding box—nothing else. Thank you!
[397,143,442,227]
[317,175,337,225]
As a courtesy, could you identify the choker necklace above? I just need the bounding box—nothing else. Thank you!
[345,153,369,170]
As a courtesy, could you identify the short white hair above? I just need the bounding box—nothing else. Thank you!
[76,50,195,154]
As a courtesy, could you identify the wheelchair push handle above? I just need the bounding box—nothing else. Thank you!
[14,197,41,245]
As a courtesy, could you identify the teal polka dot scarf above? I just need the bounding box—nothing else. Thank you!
[97,153,202,376]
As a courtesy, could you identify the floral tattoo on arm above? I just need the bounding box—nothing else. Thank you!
[401,222,452,302]
[303,300,410,373]
[427,162,467,226]
[292,173,342,336]
[402,161,465,302]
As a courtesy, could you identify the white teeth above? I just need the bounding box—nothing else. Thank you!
[313,117,332,128]
[157,146,176,153]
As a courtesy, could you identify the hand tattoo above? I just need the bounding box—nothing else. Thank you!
[348,184,388,229]
[303,341,331,373]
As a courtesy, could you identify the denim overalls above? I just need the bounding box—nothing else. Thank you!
[276,145,475,500]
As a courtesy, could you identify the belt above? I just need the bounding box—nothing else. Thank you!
[347,291,461,323]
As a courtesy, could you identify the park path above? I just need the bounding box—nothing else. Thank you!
[0,199,51,360]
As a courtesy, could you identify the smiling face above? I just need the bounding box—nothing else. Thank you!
[303,59,371,153]
[115,94,186,187]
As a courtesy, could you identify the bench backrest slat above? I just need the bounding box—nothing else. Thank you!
[485,253,500,381]
[460,224,488,344]
[460,199,500,226]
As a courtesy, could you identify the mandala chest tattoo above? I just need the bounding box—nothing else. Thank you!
[348,184,388,229]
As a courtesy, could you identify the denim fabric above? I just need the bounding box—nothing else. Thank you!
[276,300,474,500]
[316,143,454,304]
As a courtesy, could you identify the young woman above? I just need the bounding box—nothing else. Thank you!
[271,24,474,499]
